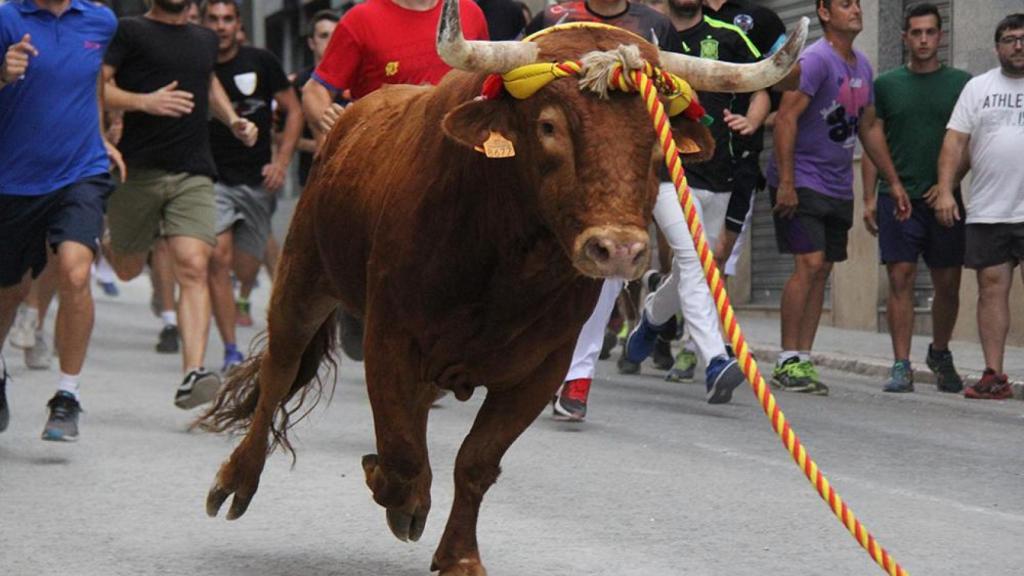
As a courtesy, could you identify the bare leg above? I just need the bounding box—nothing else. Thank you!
[432,345,573,576]
[152,238,177,316]
[976,264,1012,373]
[886,262,917,361]
[0,272,32,346]
[208,232,237,348]
[234,249,263,303]
[24,260,58,320]
[53,242,96,375]
[929,266,962,350]
[262,233,280,282]
[168,236,213,371]
[102,235,148,282]
[780,251,830,352]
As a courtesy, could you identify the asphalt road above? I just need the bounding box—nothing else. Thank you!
[2,276,1023,576]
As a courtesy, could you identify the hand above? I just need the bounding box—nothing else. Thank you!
[2,34,38,84]
[231,118,258,147]
[723,109,756,136]
[772,183,799,219]
[261,162,286,192]
[104,139,126,182]
[317,103,345,135]
[890,183,913,222]
[863,194,878,236]
[926,185,960,227]
[140,81,194,117]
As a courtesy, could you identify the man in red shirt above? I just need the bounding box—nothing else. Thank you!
[301,0,489,140]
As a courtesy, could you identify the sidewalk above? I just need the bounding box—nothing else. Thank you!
[735,311,1024,398]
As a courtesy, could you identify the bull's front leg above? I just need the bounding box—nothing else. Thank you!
[431,344,573,576]
[362,317,436,543]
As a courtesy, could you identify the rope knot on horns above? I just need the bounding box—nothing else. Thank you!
[577,44,648,99]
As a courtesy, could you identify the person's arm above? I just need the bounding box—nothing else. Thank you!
[302,78,343,146]
[859,105,910,221]
[96,71,126,181]
[262,86,304,192]
[929,129,970,227]
[723,89,769,136]
[860,149,879,236]
[101,64,195,116]
[209,73,257,147]
[771,89,811,219]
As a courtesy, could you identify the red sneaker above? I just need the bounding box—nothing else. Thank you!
[965,370,1013,400]
[552,378,592,421]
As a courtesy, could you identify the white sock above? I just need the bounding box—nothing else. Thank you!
[799,351,811,363]
[778,350,799,366]
[161,310,178,327]
[25,306,40,327]
[57,372,81,401]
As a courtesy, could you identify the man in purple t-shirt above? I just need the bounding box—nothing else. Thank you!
[766,0,911,395]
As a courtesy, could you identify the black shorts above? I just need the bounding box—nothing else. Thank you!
[0,174,114,288]
[877,194,965,268]
[724,156,762,233]
[964,222,1024,270]
[769,186,854,263]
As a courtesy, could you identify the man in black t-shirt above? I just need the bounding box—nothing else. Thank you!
[202,0,304,373]
[294,9,343,187]
[477,0,527,40]
[102,0,257,410]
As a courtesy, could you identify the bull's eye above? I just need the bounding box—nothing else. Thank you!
[539,121,556,136]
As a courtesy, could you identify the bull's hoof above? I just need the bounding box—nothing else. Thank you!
[363,453,431,542]
[206,458,262,521]
[386,507,428,542]
[433,558,487,576]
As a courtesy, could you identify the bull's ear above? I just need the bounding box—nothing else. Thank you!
[443,98,516,154]
[670,117,715,165]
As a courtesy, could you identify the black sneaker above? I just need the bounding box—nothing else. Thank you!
[174,369,221,410]
[652,337,674,371]
[0,370,10,433]
[155,325,180,354]
[42,391,80,442]
[926,345,963,393]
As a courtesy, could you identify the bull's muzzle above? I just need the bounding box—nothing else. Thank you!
[573,226,650,280]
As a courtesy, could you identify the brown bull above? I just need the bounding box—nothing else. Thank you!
[197,3,804,574]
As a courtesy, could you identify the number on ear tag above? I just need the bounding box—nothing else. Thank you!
[474,131,516,158]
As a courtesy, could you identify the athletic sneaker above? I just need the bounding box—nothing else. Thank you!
[174,369,222,409]
[235,298,253,327]
[97,279,119,297]
[24,332,52,370]
[41,391,80,442]
[652,337,674,371]
[623,312,673,368]
[0,370,10,433]
[964,369,1013,400]
[705,355,744,405]
[552,378,591,422]
[155,325,180,354]
[222,347,244,373]
[883,360,914,393]
[801,361,829,396]
[665,348,697,382]
[926,345,963,393]
[771,358,815,393]
[10,304,37,349]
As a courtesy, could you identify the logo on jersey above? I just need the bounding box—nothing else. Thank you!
[233,72,257,97]
[385,61,400,77]
[700,37,720,60]
[733,14,755,34]
[83,40,103,51]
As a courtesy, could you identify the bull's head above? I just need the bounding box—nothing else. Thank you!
[437,0,807,280]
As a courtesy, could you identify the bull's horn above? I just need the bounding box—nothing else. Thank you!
[437,0,539,72]
[658,17,809,92]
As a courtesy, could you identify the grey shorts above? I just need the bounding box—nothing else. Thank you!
[214,182,276,259]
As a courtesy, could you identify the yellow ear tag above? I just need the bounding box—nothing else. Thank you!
[474,131,516,158]
[677,138,701,155]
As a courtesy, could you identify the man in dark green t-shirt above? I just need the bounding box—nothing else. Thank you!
[861,2,971,395]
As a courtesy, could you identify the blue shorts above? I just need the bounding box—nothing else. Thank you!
[0,174,114,288]
[877,194,965,268]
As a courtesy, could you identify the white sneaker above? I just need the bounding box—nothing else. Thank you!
[10,305,38,349]
[24,332,52,370]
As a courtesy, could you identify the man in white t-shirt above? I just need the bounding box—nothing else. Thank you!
[933,13,1024,400]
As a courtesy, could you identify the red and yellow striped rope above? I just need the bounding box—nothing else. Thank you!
[630,68,909,576]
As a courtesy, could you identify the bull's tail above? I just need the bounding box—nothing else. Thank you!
[192,313,339,461]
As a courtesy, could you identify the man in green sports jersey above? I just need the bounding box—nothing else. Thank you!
[861,2,971,394]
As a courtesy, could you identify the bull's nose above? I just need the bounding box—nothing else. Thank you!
[574,226,650,280]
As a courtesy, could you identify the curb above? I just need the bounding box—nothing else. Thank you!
[747,344,1024,400]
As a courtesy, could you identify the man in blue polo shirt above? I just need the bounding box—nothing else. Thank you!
[0,0,121,442]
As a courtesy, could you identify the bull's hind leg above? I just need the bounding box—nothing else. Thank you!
[360,316,437,543]
[431,345,574,576]
[205,251,338,520]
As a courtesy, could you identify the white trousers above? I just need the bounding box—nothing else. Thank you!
[564,278,624,381]
[643,183,729,364]
[724,199,754,277]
